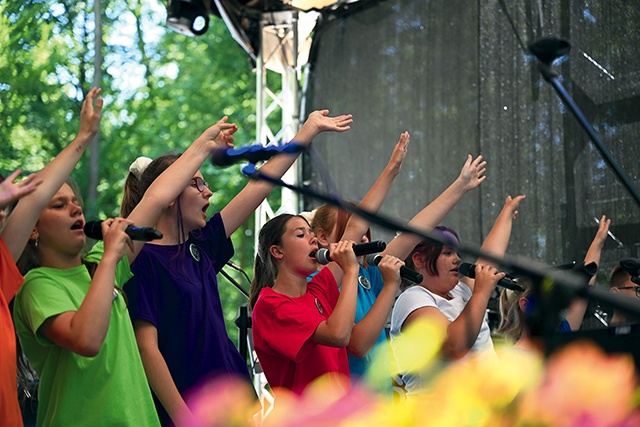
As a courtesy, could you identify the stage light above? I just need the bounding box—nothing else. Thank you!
[166,0,211,37]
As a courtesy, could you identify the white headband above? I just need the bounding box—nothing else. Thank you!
[129,156,152,180]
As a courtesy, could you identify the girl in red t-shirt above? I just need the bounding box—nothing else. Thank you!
[250,214,404,394]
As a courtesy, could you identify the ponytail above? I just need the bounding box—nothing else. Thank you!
[249,214,298,309]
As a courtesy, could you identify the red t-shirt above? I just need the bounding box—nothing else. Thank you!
[0,236,24,426]
[252,267,349,394]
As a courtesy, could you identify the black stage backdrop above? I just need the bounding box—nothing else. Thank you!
[302,0,640,300]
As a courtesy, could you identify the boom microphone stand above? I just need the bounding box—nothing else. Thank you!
[528,37,640,207]
[218,265,251,365]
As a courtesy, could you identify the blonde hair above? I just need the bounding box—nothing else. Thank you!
[496,278,532,341]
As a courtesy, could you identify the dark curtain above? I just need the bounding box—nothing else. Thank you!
[302,0,640,294]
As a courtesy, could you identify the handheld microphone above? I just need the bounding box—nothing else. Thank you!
[620,258,640,277]
[365,253,423,284]
[84,220,163,242]
[620,258,640,285]
[459,262,525,292]
[211,143,304,167]
[314,240,386,265]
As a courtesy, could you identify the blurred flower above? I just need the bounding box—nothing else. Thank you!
[517,341,638,427]
[183,321,640,427]
[180,376,260,427]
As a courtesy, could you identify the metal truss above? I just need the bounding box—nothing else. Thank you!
[252,9,312,419]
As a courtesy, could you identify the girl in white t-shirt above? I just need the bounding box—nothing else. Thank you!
[390,195,525,395]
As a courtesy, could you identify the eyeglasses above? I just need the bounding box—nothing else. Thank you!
[191,177,210,193]
[615,286,640,298]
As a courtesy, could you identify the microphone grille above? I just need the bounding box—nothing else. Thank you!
[364,253,380,266]
[459,262,475,278]
[620,257,640,276]
[210,148,232,167]
[83,220,103,240]
[315,248,331,265]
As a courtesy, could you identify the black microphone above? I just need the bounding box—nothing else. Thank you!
[314,240,386,265]
[83,220,163,242]
[365,253,423,284]
[211,142,304,167]
[620,258,640,277]
[459,262,525,292]
[528,37,571,65]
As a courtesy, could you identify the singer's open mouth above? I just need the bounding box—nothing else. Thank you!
[71,220,83,230]
[309,250,317,259]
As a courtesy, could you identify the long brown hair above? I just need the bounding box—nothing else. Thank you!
[249,214,302,309]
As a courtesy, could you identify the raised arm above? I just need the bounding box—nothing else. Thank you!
[564,215,610,330]
[312,240,360,347]
[220,110,352,238]
[383,154,487,261]
[124,117,237,262]
[472,195,526,267]
[2,87,102,260]
[461,194,524,290]
[340,132,409,243]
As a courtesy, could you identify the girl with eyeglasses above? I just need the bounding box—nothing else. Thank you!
[119,110,352,426]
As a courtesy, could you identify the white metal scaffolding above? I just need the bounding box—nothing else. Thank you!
[251,9,317,417]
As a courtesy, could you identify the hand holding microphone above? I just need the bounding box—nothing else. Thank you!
[459,262,524,292]
[365,253,424,284]
[314,241,387,264]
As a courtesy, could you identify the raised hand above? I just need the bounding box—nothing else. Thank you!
[77,87,104,141]
[457,154,487,192]
[591,214,611,249]
[196,116,239,150]
[214,117,238,149]
[387,131,410,175]
[0,169,43,210]
[295,110,353,144]
[502,194,526,220]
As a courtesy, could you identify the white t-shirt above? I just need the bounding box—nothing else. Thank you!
[390,282,494,395]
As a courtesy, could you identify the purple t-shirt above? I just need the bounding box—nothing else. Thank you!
[125,213,251,425]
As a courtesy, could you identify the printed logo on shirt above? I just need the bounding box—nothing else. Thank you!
[315,297,324,315]
[189,243,201,262]
[358,275,371,290]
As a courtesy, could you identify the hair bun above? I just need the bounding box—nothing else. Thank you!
[129,156,152,180]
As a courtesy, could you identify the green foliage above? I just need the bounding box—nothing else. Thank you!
[0,0,259,342]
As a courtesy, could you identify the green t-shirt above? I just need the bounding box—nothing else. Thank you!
[13,243,160,426]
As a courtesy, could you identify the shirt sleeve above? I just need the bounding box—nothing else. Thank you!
[392,287,438,333]
[16,271,77,344]
[124,251,159,327]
